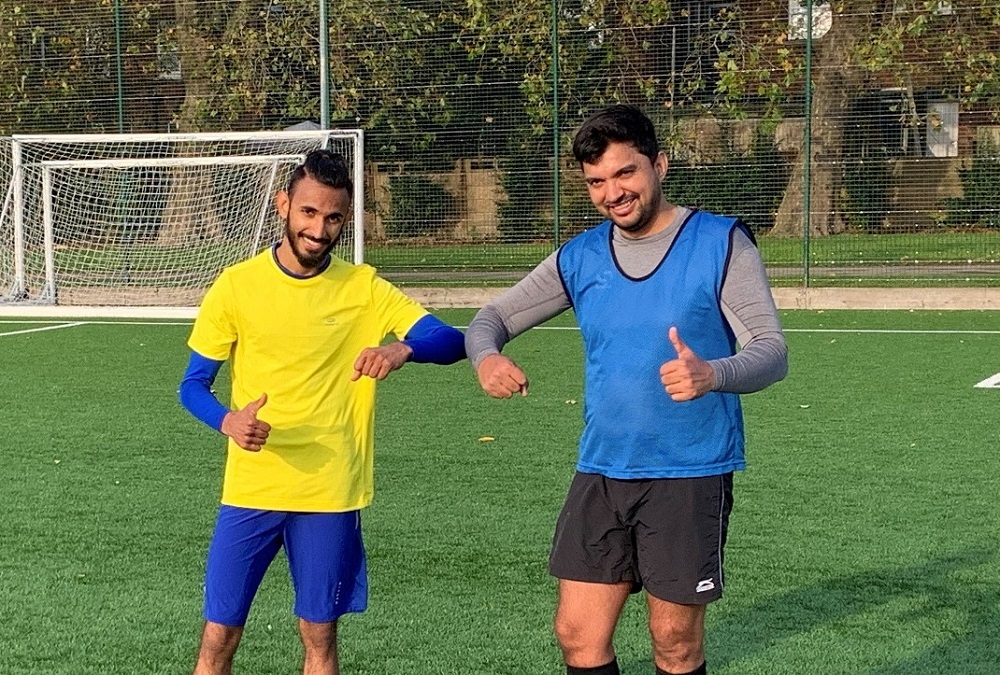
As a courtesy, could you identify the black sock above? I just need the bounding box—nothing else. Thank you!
[567,657,620,675]
[656,662,706,675]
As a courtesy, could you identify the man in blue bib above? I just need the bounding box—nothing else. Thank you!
[465,105,788,675]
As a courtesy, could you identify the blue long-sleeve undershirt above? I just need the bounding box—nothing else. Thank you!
[178,313,466,432]
[178,353,228,432]
[400,314,466,365]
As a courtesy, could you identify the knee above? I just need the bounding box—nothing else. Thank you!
[553,613,582,651]
[299,620,337,658]
[651,631,702,671]
[201,623,242,651]
[554,612,610,656]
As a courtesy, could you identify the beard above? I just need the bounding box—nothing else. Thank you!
[283,219,340,270]
[606,195,655,234]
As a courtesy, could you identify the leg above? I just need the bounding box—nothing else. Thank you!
[647,596,706,674]
[299,619,338,675]
[284,511,367,674]
[554,578,631,668]
[630,474,732,675]
[548,474,640,672]
[193,622,243,675]
[195,506,285,675]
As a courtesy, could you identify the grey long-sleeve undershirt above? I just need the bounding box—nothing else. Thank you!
[465,207,788,394]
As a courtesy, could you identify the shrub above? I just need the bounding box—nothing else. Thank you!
[663,132,789,234]
[384,174,454,239]
[945,139,1000,229]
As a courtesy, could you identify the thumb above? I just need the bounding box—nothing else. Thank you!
[245,392,268,416]
[668,327,692,359]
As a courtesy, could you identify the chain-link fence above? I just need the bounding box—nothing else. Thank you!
[2,0,998,287]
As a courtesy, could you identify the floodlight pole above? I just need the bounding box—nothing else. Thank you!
[551,0,560,247]
[319,0,330,129]
[802,0,813,288]
[114,0,125,131]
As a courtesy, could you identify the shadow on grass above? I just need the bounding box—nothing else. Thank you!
[618,550,999,675]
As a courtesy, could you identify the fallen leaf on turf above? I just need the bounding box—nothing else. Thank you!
[478,436,495,442]
[565,399,577,404]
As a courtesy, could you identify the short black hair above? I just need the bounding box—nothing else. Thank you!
[572,105,660,165]
[287,149,353,197]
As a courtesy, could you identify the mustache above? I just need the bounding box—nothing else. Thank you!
[297,233,332,246]
[605,194,636,208]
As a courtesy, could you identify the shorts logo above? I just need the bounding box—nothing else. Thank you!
[695,578,715,593]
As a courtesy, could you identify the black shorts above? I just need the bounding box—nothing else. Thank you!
[548,471,734,605]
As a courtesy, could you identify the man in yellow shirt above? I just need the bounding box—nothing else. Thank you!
[179,149,465,675]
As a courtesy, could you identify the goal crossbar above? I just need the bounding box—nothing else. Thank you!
[1,129,365,316]
[36,154,306,170]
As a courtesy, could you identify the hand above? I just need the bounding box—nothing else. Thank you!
[659,327,715,402]
[221,393,271,451]
[352,341,413,381]
[476,353,529,398]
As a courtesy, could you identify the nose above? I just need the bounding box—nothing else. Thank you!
[604,178,625,204]
[301,216,327,240]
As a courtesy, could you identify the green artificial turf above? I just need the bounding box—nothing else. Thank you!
[1,309,998,673]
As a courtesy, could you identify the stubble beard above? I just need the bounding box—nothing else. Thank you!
[607,196,653,234]
[284,219,339,270]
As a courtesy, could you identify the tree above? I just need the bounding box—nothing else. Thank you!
[712,0,1000,236]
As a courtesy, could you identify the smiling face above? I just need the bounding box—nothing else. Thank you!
[582,140,670,239]
[274,174,351,276]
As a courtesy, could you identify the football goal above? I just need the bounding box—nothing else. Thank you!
[0,129,363,316]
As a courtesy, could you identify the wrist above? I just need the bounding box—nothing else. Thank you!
[398,340,414,361]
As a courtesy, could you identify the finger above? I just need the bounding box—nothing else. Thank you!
[245,392,268,416]
[668,326,689,358]
[353,350,375,377]
[660,361,685,382]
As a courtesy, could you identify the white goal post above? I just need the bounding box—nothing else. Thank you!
[0,129,364,317]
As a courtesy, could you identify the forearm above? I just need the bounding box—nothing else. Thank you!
[466,252,570,367]
[709,336,788,393]
[401,314,466,364]
[178,352,228,432]
[712,234,789,393]
[465,305,510,367]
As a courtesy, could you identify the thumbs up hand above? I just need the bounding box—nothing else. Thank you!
[659,327,715,402]
[221,392,272,451]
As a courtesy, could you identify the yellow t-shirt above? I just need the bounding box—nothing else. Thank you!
[188,249,427,512]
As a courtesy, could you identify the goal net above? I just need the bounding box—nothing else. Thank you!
[0,130,363,312]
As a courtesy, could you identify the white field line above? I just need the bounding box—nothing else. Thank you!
[0,320,193,326]
[974,374,1000,389]
[0,321,87,337]
[0,321,998,335]
[2,321,995,388]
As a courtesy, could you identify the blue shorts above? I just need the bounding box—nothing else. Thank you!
[204,506,368,626]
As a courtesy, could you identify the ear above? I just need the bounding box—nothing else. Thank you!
[275,190,290,220]
[654,151,668,181]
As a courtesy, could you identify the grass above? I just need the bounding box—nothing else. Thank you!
[28,230,1000,275]
[364,231,1000,271]
[2,309,1000,673]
